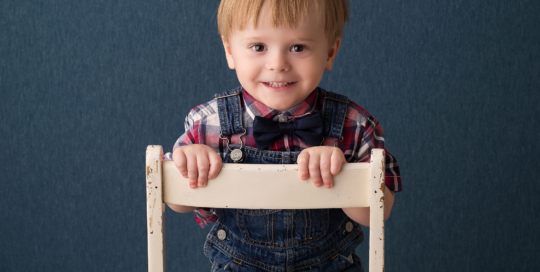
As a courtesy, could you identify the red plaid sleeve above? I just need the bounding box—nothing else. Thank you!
[349,108,402,192]
[193,208,218,229]
[168,102,221,229]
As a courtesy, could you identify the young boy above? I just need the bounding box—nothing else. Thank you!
[166,0,402,271]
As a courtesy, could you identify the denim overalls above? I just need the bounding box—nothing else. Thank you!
[205,88,364,272]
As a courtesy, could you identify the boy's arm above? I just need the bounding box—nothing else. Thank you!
[166,109,223,213]
[344,113,400,226]
[168,204,197,213]
[298,146,396,226]
[342,186,395,227]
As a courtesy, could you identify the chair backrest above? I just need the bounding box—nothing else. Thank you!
[146,145,386,272]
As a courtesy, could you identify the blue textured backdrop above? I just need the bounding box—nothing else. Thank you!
[1,0,539,271]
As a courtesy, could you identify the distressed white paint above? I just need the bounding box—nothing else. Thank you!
[146,145,385,272]
[146,146,165,272]
[163,161,371,209]
[369,149,385,272]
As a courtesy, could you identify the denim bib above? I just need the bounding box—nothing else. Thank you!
[205,88,364,272]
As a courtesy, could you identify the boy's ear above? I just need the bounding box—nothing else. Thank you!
[221,36,235,70]
[325,38,342,71]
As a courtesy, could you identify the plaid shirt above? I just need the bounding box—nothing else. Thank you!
[165,88,402,228]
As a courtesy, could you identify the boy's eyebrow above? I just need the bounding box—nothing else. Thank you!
[296,37,316,42]
[240,37,262,42]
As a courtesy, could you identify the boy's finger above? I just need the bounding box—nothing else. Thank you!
[186,154,199,189]
[173,150,188,178]
[319,154,333,188]
[196,155,210,187]
[330,149,345,176]
[208,152,223,180]
[297,151,310,180]
[308,153,322,187]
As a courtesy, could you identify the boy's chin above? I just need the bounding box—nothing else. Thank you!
[244,87,307,111]
[262,99,298,111]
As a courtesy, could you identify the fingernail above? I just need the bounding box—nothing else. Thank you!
[190,184,197,189]
[315,182,322,187]
[198,182,205,187]
[325,184,332,188]
[301,175,307,180]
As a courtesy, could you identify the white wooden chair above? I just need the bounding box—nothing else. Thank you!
[146,145,386,272]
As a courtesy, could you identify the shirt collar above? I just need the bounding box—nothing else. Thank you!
[242,88,319,120]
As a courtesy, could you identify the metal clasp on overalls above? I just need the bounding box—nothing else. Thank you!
[219,128,247,163]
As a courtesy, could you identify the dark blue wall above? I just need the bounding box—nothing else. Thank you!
[1,0,539,271]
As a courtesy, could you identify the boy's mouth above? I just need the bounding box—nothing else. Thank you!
[263,82,294,88]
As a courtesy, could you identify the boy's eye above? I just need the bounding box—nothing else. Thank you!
[291,45,305,52]
[251,44,265,52]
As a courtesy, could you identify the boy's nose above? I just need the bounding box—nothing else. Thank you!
[265,51,291,72]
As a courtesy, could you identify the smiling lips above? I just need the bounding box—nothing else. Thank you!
[263,82,295,88]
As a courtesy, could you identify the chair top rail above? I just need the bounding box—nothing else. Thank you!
[162,162,371,209]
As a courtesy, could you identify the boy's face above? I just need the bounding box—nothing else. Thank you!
[222,2,341,111]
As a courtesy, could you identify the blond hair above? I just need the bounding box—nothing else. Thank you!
[218,0,349,43]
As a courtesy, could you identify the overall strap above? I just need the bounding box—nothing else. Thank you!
[319,88,350,140]
[213,87,245,136]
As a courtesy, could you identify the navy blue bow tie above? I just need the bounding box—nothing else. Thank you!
[252,113,324,150]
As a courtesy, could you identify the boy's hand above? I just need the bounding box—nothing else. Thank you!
[172,144,223,189]
[297,146,346,188]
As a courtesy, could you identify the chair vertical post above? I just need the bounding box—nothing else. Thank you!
[369,149,385,272]
[146,145,165,272]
